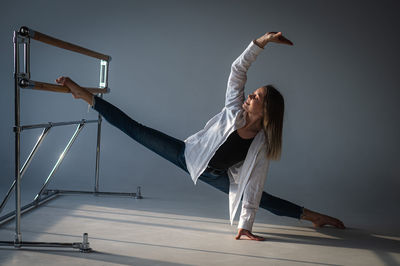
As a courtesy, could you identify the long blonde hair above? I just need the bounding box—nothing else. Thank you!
[262,85,285,160]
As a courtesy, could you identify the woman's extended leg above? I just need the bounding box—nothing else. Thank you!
[92,96,188,171]
[55,77,187,171]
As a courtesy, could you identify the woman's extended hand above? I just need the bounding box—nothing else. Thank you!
[254,32,293,48]
[55,76,94,106]
[55,76,81,98]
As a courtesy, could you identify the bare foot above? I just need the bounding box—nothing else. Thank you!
[302,208,346,229]
[235,228,266,241]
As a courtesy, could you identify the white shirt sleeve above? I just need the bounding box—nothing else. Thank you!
[237,149,270,231]
[225,41,263,110]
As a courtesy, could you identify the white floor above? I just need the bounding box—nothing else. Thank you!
[0,186,399,266]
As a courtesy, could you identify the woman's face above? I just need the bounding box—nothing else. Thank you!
[242,87,267,117]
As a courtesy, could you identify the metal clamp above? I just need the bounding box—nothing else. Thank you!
[77,233,92,253]
[18,78,29,88]
[19,26,30,37]
[135,186,143,199]
[13,126,21,133]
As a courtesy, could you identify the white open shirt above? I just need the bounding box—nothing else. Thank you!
[184,41,270,231]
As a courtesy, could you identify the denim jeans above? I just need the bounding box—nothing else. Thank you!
[93,96,304,219]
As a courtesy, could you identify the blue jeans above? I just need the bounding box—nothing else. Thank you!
[93,96,304,219]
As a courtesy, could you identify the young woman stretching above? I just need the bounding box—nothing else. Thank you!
[56,32,345,241]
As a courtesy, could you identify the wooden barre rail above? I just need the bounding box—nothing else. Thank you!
[20,26,111,61]
[20,80,109,94]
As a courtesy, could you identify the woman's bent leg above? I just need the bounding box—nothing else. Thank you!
[93,96,187,171]
[198,171,230,194]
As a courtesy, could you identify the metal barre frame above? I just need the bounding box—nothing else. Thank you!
[0,26,142,252]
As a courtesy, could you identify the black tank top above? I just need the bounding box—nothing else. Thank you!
[208,130,254,170]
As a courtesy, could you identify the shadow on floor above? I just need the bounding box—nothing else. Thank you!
[0,237,341,266]
[1,193,399,266]
[0,247,193,266]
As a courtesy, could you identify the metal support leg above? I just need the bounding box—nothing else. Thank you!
[95,59,108,193]
[0,127,51,213]
[94,109,102,193]
[136,186,143,199]
[1,191,59,226]
[34,123,85,201]
[0,232,93,253]
[13,30,22,246]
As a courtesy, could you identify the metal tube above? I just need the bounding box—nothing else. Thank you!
[0,127,51,213]
[95,59,109,192]
[44,189,137,197]
[94,100,102,193]
[99,60,107,88]
[21,119,98,131]
[0,239,92,252]
[13,30,22,245]
[0,191,59,227]
[20,129,49,177]
[0,241,75,248]
[23,37,30,79]
[34,123,85,201]
[105,61,109,88]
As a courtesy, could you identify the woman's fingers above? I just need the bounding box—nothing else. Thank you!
[279,35,293,45]
[274,34,293,45]
[55,76,72,86]
[281,36,294,45]
[267,32,294,45]
[55,76,76,89]
[55,76,65,85]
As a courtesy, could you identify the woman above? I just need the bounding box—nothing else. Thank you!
[56,31,345,241]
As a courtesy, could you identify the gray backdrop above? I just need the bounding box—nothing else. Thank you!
[1,0,399,233]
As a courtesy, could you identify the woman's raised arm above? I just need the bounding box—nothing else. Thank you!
[224,32,293,110]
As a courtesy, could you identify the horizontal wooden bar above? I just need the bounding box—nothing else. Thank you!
[26,27,110,61]
[24,80,109,94]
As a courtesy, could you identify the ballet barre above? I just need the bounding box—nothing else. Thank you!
[19,26,111,61]
[19,79,110,94]
[0,26,142,252]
